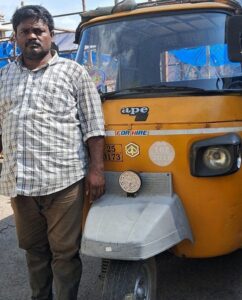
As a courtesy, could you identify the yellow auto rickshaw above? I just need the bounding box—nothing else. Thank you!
[75,0,242,298]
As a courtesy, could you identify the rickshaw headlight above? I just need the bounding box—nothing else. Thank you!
[190,133,241,177]
[203,147,232,170]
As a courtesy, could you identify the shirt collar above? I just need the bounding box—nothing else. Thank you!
[16,50,59,71]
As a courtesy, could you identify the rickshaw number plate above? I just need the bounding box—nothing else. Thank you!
[104,144,123,162]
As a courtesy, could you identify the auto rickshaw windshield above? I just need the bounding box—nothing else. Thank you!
[76,12,242,94]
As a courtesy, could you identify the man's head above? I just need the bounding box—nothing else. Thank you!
[12,5,55,62]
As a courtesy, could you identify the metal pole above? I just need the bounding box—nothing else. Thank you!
[82,0,86,12]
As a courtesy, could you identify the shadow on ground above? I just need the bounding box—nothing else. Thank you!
[157,250,242,300]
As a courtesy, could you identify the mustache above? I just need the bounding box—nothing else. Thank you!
[25,40,41,47]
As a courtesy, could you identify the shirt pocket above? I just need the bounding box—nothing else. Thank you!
[37,84,77,115]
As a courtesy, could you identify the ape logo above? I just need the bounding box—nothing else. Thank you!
[121,107,149,121]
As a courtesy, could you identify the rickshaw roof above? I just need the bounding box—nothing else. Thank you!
[74,0,241,43]
[81,0,241,25]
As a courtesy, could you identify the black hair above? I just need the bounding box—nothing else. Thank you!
[12,5,54,32]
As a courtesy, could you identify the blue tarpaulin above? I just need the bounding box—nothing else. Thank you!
[0,41,20,67]
[171,44,235,67]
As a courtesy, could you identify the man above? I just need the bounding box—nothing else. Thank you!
[0,5,105,300]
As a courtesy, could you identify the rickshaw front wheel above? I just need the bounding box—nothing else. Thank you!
[102,257,157,300]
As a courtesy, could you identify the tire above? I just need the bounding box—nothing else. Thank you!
[102,258,157,300]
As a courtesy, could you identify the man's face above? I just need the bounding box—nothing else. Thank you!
[15,18,53,61]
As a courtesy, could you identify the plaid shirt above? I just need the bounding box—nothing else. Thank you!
[0,52,105,197]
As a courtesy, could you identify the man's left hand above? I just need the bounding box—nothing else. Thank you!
[85,165,105,203]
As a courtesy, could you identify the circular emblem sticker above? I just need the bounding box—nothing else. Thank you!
[149,141,175,167]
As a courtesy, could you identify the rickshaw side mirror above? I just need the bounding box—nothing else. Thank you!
[226,15,242,62]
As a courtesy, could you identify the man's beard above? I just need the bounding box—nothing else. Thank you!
[24,48,50,60]
[23,41,50,60]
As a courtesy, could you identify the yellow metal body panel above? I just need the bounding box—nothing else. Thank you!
[102,95,242,258]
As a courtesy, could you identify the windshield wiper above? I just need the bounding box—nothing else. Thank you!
[131,85,207,92]
[100,84,206,100]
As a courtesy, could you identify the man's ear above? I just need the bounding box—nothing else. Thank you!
[11,32,16,42]
[50,30,54,38]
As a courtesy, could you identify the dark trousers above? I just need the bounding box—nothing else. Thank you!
[11,180,83,300]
